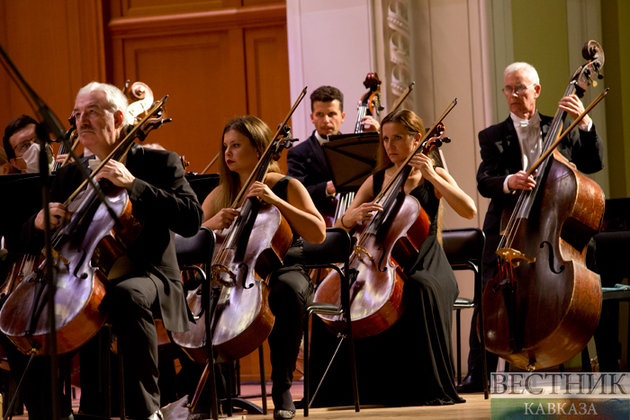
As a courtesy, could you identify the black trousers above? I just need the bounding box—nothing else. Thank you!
[466,261,498,381]
[105,274,162,419]
[267,266,313,411]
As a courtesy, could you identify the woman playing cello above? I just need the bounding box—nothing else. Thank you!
[323,109,476,406]
[200,116,326,420]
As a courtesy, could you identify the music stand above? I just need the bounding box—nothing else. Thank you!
[321,132,379,193]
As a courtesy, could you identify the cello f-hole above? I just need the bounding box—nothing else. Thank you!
[377,246,387,272]
[540,241,565,274]
[238,263,252,289]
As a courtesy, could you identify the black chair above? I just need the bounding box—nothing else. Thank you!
[441,227,489,399]
[172,226,220,420]
[177,228,267,419]
[301,227,359,417]
[590,231,630,371]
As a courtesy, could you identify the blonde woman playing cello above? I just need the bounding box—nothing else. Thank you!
[326,109,476,406]
[200,116,325,420]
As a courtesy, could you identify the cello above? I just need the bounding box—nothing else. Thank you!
[315,100,456,338]
[0,97,170,355]
[172,88,307,364]
[482,40,606,371]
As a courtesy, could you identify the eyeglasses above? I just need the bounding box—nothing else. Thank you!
[13,138,36,155]
[502,83,536,96]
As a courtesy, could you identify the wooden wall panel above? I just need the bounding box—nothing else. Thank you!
[108,3,289,174]
[0,0,105,140]
[114,30,247,172]
[0,0,10,125]
[110,0,280,19]
[244,25,291,124]
[244,25,292,172]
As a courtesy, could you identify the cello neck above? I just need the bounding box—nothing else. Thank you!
[375,99,457,203]
[541,81,577,155]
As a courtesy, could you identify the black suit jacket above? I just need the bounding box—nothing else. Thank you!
[286,130,336,218]
[22,144,203,332]
[476,114,604,267]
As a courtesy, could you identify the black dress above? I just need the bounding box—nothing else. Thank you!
[266,176,314,412]
[310,169,464,407]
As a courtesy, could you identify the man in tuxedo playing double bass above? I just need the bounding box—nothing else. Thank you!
[20,82,203,418]
[287,85,379,222]
[458,62,604,393]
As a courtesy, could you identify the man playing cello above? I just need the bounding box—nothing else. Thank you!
[18,82,203,419]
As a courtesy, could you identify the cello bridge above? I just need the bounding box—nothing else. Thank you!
[354,245,374,262]
[42,249,69,266]
[496,248,536,268]
[211,264,236,287]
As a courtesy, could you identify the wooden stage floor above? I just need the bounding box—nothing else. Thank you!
[11,380,492,420]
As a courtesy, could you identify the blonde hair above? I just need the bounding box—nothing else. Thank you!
[210,116,281,214]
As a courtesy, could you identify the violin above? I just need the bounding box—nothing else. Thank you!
[315,101,456,338]
[482,41,606,371]
[0,97,171,355]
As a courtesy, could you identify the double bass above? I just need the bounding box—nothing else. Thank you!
[332,73,383,224]
[0,97,170,355]
[483,41,606,371]
[315,100,456,338]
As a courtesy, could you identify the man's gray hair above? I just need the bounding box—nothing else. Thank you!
[77,82,129,115]
[504,62,540,85]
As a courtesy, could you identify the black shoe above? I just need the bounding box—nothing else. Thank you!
[456,374,484,393]
[273,409,296,419]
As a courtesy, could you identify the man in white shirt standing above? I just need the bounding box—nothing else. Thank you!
[458,61,604,393]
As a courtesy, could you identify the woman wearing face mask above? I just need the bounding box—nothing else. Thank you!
[2,114,54,174]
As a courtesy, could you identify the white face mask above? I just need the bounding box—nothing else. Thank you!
[19,142,54,174]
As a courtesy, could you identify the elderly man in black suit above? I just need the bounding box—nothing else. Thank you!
[286,85,379,222]
[458,62,604,392]
[19,82,203,418]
